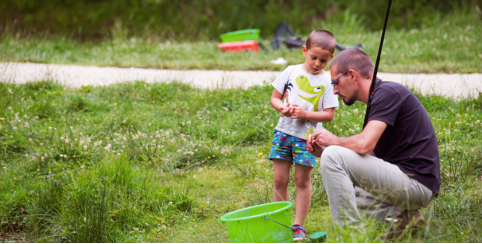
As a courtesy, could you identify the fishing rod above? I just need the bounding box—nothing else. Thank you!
[363,0,393,129]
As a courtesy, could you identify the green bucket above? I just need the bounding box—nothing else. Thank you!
[220,201,294,243]
[219,29,260,42]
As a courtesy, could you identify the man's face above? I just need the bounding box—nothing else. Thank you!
[330,66,356,106]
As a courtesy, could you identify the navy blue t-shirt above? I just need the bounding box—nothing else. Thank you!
[367,79,440,194]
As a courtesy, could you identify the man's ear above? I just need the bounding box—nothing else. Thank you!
[348,69,357,82]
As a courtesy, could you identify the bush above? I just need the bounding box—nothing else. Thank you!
[1,0,480,40]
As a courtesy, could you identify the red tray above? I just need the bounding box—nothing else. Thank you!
[217,40,258,52]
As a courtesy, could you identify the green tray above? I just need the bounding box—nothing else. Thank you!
[220,29,260,42]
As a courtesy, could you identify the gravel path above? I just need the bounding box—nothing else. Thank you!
[2,62,482,99]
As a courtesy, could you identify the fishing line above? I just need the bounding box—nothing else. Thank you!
[263,216,295,230]
[363,0,393,129]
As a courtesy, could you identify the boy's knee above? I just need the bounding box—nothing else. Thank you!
[294,176,311,189]
[273,175,289,188]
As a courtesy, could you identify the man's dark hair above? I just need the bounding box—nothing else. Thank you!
[329,49,374,79]
[306,29,336,54]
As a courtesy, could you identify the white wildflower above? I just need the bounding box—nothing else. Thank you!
[104,144,112,151]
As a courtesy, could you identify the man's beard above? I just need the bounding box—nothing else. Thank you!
[343,99,355,106]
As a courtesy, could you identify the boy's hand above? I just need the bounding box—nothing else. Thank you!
[280,104,293,117]
[290,104,307,119]
[307,134,325,157]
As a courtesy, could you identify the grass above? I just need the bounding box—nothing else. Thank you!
[0,78,481,242]
[1,11,482,73]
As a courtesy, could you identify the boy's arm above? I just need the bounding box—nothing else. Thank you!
[270,89,285,112]
[290,105,335,122]
[270,89,293,116]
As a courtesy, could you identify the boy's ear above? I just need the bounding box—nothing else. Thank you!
[302,45,307,56]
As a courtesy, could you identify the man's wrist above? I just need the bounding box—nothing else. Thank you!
[332,136,341,147]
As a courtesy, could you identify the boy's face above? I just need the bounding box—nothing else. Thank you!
[302,46,334,75]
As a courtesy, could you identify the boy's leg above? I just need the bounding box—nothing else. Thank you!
[293,163,313,226]
[272,159,292,201]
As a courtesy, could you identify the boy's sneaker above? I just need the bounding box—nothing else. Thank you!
[292,224,307,241]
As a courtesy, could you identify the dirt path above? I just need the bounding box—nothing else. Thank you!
[2,62,482,99]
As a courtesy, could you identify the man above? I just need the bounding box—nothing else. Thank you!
[307,49,440,240]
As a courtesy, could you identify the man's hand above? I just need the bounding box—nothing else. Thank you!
[280,104,293,117]
[312,129,338,147]
[290,104,307,119]
[307,134,325,157]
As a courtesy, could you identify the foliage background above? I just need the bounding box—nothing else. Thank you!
[1,0,481,40]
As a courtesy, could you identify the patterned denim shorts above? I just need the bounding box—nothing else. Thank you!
[268,129,316,167]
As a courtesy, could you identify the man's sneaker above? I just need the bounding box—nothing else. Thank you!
[292,224,307,241]
[383,210,426,242]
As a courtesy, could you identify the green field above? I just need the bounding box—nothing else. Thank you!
[0,80,481,242]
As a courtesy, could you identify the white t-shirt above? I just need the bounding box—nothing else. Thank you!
[272,64,339,140]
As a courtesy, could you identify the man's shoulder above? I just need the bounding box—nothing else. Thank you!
[376,80,412,98]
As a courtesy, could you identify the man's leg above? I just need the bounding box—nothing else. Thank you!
[320,146,433,232]
[272,159,292,201]
[354,187,404,222]
[293,163,313,226]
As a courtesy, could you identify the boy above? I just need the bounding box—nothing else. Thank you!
[269,29,339,241]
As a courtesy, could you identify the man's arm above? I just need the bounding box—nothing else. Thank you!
[311,120,387,155]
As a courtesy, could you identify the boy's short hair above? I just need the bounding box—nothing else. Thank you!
[329,49,374,79]
[305,29,336,54]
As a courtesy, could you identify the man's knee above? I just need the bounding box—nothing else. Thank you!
[320,145,346,173]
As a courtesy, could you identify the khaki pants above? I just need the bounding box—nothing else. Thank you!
[319,146,435,232]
